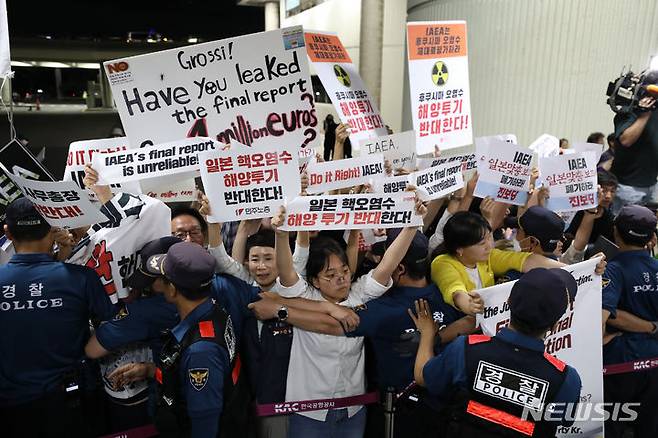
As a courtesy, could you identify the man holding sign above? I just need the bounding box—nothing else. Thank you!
[410,268,582,437]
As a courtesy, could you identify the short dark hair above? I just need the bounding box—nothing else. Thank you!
[306,237,349,284]
[597,170,618,188]
[510,314,550,338]
[246,229,275,255]
[170,207,208,236]
[443,211,492,255]
[162,277,211,301]
[607,133,615,143]
[586,132,605,144]
[6,222,51,242]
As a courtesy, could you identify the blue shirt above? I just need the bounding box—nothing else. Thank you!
[423,328,582,426]
[172,298,229,438]
[95,274,260,358]
[602,250,658,364]
[346,283,462,391]
[0,253,115,406]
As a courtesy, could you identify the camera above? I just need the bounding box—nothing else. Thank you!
[606,69,658,113]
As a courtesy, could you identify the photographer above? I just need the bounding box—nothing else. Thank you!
[611,74,658,212]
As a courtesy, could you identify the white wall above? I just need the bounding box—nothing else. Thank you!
[404,0,658,146]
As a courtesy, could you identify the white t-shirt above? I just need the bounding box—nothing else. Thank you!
[465,265,483,289]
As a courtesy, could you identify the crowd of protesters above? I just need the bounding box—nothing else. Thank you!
[0,88,656,438]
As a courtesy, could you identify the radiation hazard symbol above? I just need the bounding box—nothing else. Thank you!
[431,61,449,86]
[333,65,351,87]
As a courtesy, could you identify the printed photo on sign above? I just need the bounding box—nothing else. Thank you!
[474,138,534,206]
[281,192,423,231]
[306,154,385,194]
[407,21,472,154]
[359,131,416,171]
[64,137,142,198]
[199,141,300,223]
[104,26,319,152]
[8,173,106,229]
[305,31,387,144]
[540,151,598,212]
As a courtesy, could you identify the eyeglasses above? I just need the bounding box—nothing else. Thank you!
[173,227,203,240]
[319,268,350,283]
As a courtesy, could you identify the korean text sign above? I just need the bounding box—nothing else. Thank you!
[474,138,534,205]
[305,31,387,143]
[104,26,319,152]
[199,141,300,222]
[540,152,598,212]
[407,21,472,154]
[280,193,423,231]
[476,259,604,437]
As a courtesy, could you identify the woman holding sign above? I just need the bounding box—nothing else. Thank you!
[270,192,426,438]
[431,211,569,315]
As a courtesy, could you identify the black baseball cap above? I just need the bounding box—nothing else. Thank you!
[615,205,657,245]
[509,268,577,330]
[4,197,50,234]
[146,241,216,292]
[505,206,565,252]
[126,236,182,290]
[386,228,429,265]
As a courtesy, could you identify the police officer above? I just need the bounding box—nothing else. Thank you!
[601,205,658,437]
[0,198,115,438]
[147,241,235,438]
[411,268,582,437]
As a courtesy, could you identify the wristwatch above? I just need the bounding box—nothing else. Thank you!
[277,306,289,322]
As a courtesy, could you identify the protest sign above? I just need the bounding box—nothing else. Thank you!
[373,174,409,194]
[407,21,472,154]
[305,154,385,194]
[92,137,220,185]
[8,173,106,228]
[280,192,423,231]
[476,258,604,437]
[141,179,196,202]
[529,133,560,158]
[199,140,300,223]
[359,131,416,171]
[416,151,477,177]
[474,139,534,205]
[67,193,171,304]
[0,0,10,78]
[305,31,387,144]
[104,26,319,152]
[570,142,604,163]
[540,152,598,212]
[64,137,142,198]
[409,161,464,201]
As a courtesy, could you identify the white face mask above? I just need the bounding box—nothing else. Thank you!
[511,237,522,252]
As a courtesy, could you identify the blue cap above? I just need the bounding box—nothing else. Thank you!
[386,228,429,265]
[615,205,657,245]
[506,206,565,252]
[509,268,577,329]
[127,236,182,290]
[4,197,50,233]
[146,242,216,292]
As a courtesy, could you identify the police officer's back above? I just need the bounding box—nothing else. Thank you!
[145,241,238,438]
[412,268,582,438]
[0,198,115,438]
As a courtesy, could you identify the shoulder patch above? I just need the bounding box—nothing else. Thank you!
[602,278,611,289]
[353,303,368,313]
[113,306,129,321]
[188,368,209,391]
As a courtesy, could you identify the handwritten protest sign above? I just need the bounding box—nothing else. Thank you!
[569,142,604,163]
[305,31,387,144]
[141,179,196,202]
[8,172,106,228]
[92,137,220,185]
[359,131,416,171]
[373,174,409,194]
[540,152,598,212]
[529,133,560,158]
[474,139,534,205]
[104,26,318,153]
[306,154,385,194]
[407,21,472,154]
[280,192,423,231]
[409,161,464,201]
[64,137,142,198]
[476,258,604,437]
[199,141,300,223]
